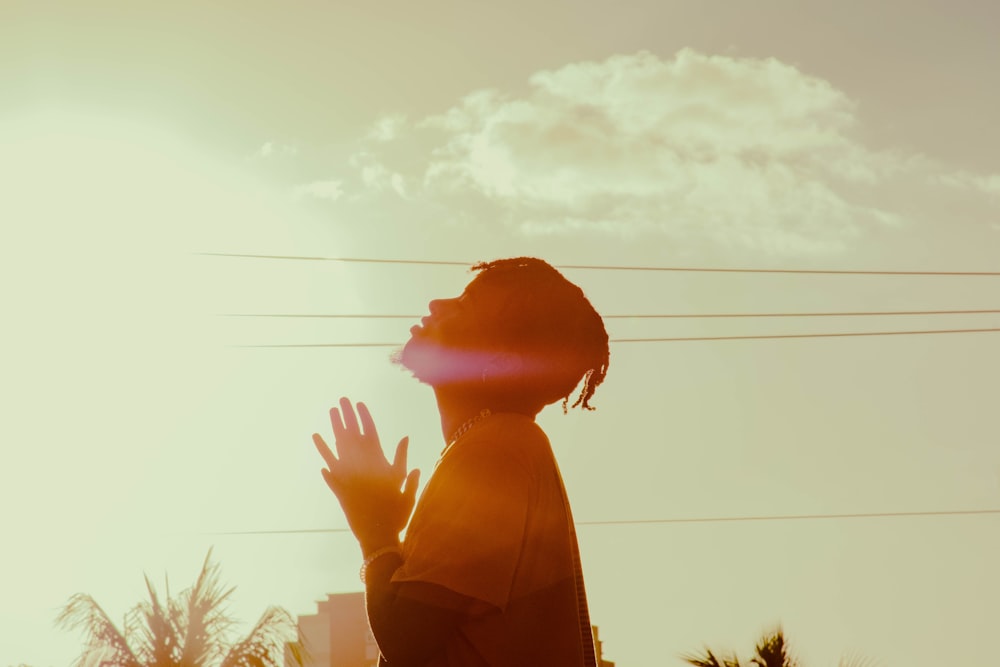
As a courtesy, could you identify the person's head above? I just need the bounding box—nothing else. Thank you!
[395,257,609,414]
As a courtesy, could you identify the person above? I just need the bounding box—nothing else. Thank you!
[312,257,610,666]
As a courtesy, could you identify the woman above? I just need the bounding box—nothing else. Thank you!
[313,257,609,666]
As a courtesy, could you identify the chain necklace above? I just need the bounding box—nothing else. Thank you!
[441,408,492,457]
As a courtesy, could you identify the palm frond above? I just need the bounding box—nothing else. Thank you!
[59,551,300,667]
[283,640,307,667]
[838,653,881,667]
[680,647,742,667]
[178,549,238,667]
[56,593,141,667]
[750,626,798,667]
[218,607,299,667]
[129,574,182,667]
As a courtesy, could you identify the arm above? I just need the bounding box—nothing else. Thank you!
[313,398,483,664]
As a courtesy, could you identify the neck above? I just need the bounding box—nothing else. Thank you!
[432,385,538,443]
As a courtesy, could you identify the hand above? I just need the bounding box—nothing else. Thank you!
[313,397,420,553]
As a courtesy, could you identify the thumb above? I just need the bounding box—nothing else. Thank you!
[392,436,410,476]
[401,468,421,507]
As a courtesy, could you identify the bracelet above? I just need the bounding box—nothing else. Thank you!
[360,545,403,584]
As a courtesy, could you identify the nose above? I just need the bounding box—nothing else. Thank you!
[428,297,458,316]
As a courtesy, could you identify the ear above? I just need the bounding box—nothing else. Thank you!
[483,352,525,382]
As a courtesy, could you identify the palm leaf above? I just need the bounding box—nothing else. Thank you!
[750,626,798,667]
[838,653,881,667]
[59,550,298,667]
[218,607,299,667]
[681,647,742,667]
[56,593,141,667]
[127,574,182,667]
[178,550,237,667]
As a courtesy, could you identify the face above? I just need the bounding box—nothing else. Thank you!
[396,275,510,387]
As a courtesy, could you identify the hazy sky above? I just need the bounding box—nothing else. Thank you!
[2,2,998,666]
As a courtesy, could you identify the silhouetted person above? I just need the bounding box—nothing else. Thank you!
[313,257,609,666]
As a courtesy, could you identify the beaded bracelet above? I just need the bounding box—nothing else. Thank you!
[359,545,403,584]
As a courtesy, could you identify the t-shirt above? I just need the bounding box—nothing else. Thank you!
[389,412,594,666]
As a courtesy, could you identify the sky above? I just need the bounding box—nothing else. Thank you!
[1,1,999,666]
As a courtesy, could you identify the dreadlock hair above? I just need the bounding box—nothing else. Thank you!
[469,257,609,412]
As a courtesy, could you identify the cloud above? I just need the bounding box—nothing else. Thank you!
[342,49,996,254]
[257,141,299,158]
[291,178,343,202]
[367,114,408,143]
[420,50,908,253]
[351,150,409,198]
[936,170,1000,199]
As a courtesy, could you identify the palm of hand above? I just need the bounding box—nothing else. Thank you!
[313,397,421,548]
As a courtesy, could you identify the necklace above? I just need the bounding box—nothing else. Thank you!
[442,408,492,453]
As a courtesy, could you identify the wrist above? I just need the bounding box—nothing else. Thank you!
[360,544,403,584]
[359,532,401,559]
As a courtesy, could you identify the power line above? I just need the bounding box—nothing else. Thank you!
[198,252,467,267]
[208,507,1000,535]
[231,327,1000,348]
[576,508,1000,526]
[611,327,1000,343]
[221,308,1000,320]
[237,342,400,348]
[197,253,1000,276]
[225,313,423,319]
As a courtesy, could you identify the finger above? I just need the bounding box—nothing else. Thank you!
[356,401,379,441]
[320,468,341,495]
[329,406,347,441]
[392,436,409,476]
[339,396,360,434]
[401,468,420,507]
[312,433,340,470]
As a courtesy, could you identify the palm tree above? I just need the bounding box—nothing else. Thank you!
[682,627,877,667]
[57,550,303,667]
[682,626,798,667]
[682,648,744,667]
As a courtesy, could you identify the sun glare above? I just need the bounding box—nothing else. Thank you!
[0,109,283,536]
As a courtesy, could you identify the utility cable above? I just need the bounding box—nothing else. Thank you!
[231,327,1000,348]
[197,253,1000,276]
[220,309,1000,320]
[207,507,1000,536]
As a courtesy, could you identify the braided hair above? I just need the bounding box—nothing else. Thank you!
[469,257,610,411]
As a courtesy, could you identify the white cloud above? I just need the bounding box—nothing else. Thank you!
[257,141,299,158]
[291,178,343,201]
[367,114,408,143]
[936,169,1000,199]
[351,150,409,198]
[417,49,908,254]
[340,49,997,254]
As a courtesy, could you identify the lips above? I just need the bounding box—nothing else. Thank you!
[410,317,432,336]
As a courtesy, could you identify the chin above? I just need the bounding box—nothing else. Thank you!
[395,336,488,388]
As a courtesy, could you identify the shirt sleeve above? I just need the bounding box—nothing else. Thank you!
[391,433,534,611]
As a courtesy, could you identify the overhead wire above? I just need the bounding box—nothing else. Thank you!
[202,256,998,534]
[207,507,1000,536]
[221,308,1000,319]
[231,327,1000,348]
[197,252,1000,276]
[205,253,1000,345]
[609,327,1000,343]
